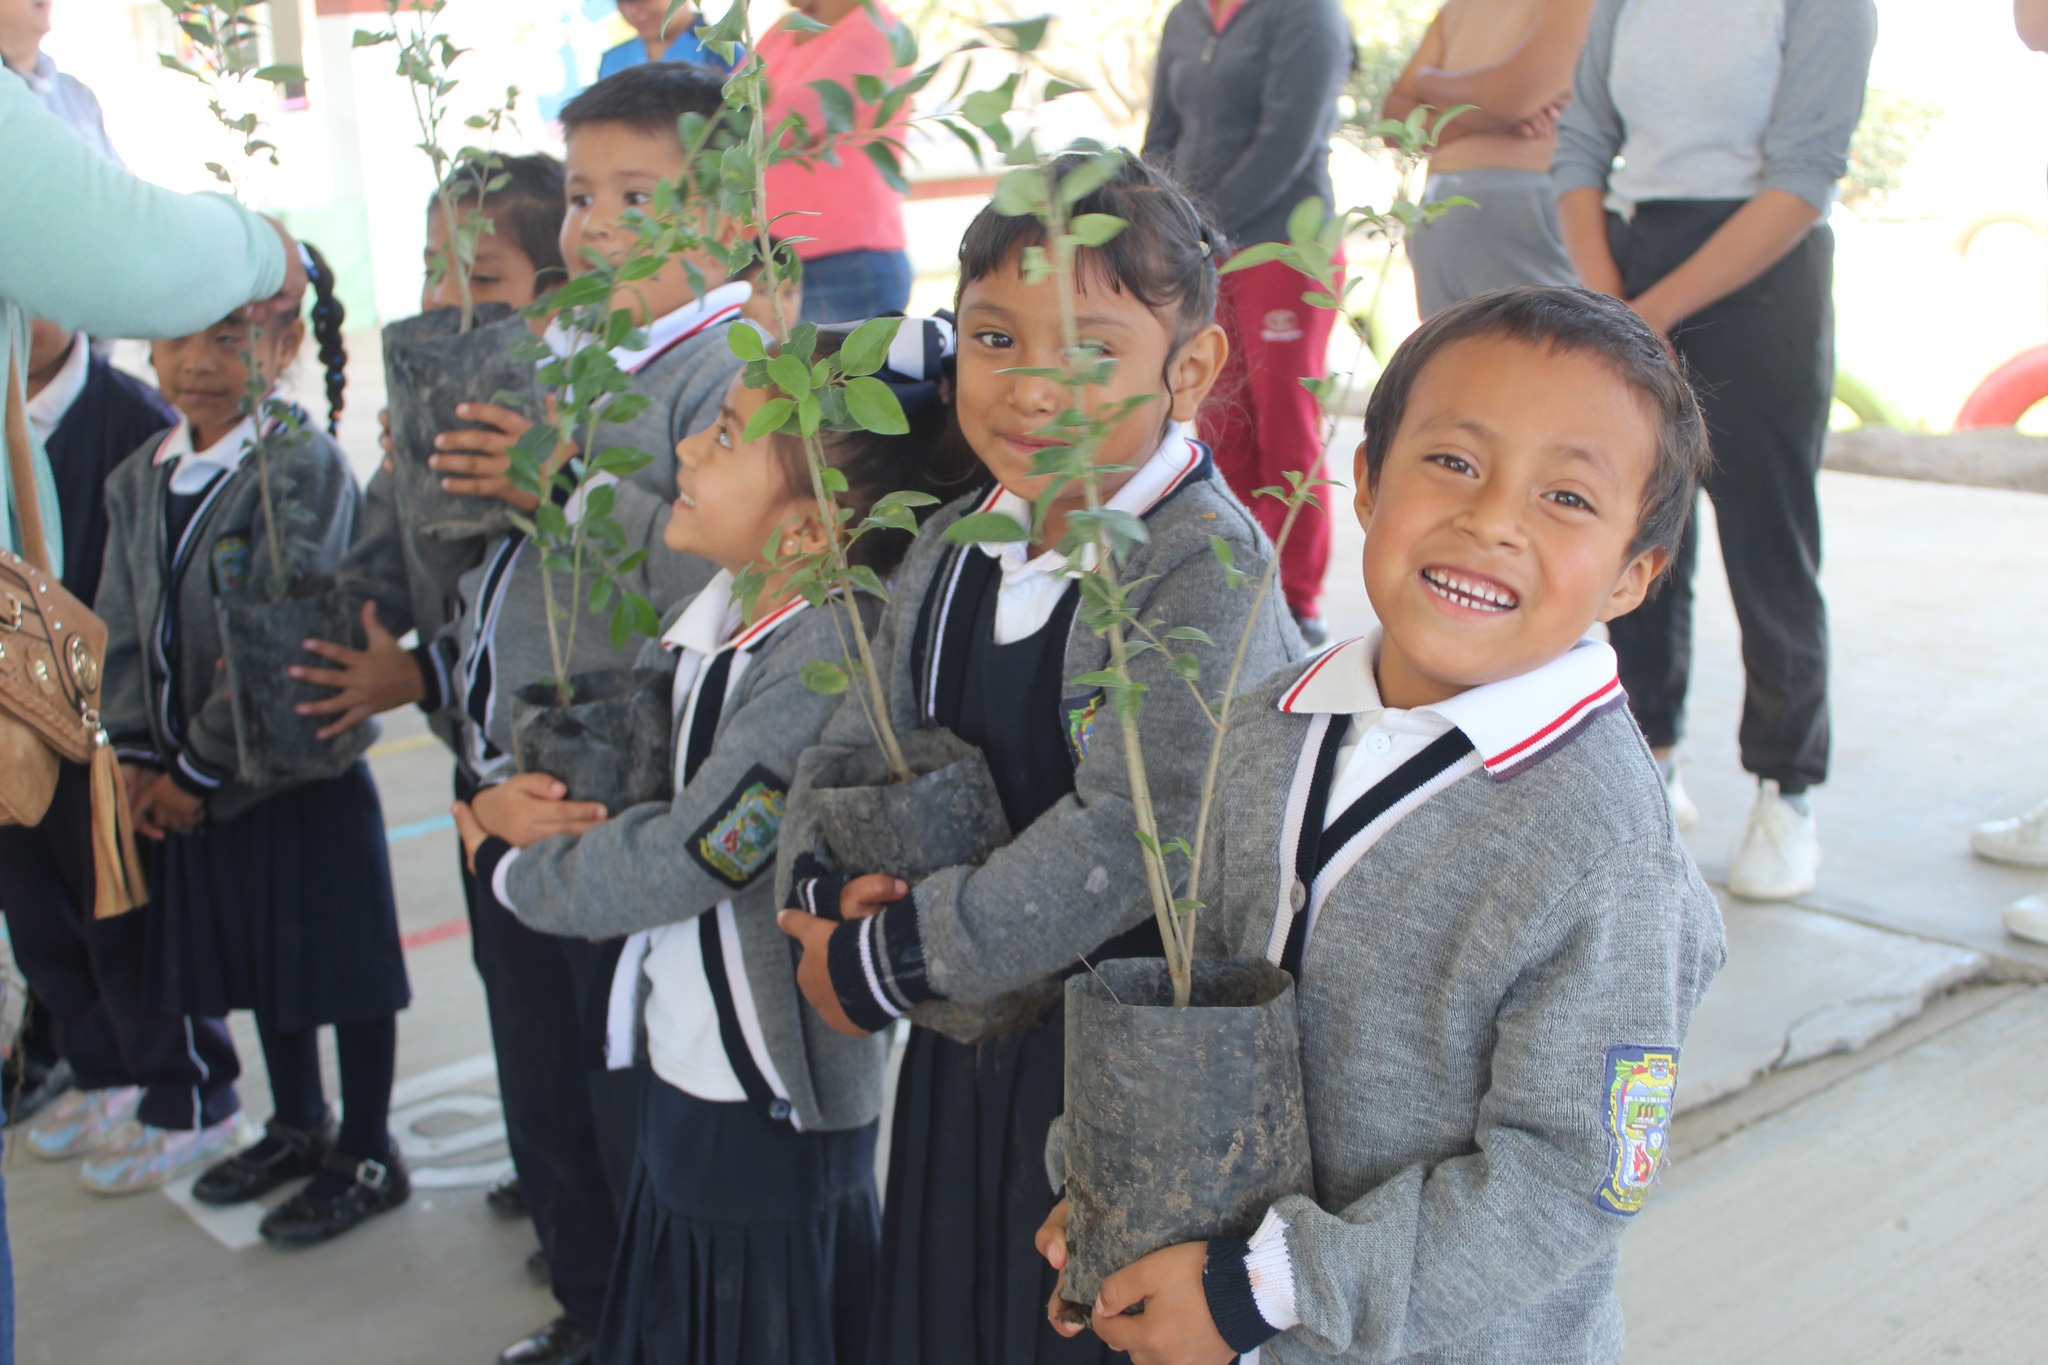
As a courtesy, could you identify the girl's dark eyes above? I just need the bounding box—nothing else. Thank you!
[624,191,651,206]
[716,423,733,448]
[1547,490,1595,512]
[569,192,594,208]
[973,329,1014,350]
[1424,452,1474,475]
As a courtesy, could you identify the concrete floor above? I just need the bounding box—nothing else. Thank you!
[10,410,2048,1361]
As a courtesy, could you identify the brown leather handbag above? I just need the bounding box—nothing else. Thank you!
[1,354,147,918]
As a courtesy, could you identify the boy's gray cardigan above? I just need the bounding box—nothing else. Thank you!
[1190,662,1726,1363]
[99,425,364,822]
[417,327,740,778]
[778,460,1304,1025]
[473,594,887,1134]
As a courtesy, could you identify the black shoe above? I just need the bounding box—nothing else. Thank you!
[1293,610,1329,648]
[497,1316,595,1365]
[193,1112,336,1205]
[486,1169,527,1219]
[4,1057,74,1128]
[524,1247,550,1284]
[258,1147,410,1248]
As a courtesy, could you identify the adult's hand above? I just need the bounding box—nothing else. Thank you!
[250,216,309,324]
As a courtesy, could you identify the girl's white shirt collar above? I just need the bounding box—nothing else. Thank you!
[24,332,90,443]
[153,414,261,496]
[543,281,753,373]
[975,422,1202,644]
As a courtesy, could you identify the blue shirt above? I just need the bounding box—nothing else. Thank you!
[597,20,741,80]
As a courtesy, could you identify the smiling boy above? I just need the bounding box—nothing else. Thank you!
[1037,286,1727,1365]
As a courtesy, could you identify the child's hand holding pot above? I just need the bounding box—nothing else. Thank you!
[290,601,423,738]
[473,774,608,848]
[429,402,573,511]
[1086,1240,1233,1365]
[139,772,206,836]
[776,876,908,1036]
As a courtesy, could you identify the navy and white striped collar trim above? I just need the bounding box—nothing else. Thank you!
[1277,630,1625,780]
[542,281,750,375]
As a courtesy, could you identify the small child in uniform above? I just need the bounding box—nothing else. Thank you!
[94,248,415,1245]
[775,155,1302,1364]
[1036,286,1727,1364]
[451,319,966,1364]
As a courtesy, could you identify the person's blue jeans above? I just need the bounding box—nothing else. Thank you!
[797,248,913,323]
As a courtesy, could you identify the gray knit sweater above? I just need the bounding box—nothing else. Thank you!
[477,593,888,1133]
[778,455,1304,1027]
[99,423,365,822]
[1193,659,1725,1362]
[418,325,739,779]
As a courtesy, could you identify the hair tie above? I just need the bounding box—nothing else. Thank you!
[819,315,957,416]
[1197,238,1212,259]
[299,241,322,283]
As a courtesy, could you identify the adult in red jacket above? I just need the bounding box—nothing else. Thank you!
[1145,0,1353,641]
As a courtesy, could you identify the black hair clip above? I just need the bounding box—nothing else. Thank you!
[819,314,957,416]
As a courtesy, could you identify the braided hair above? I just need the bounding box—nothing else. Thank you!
[301,242,347,436]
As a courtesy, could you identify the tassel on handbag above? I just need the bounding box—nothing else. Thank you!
[1,355,147,918]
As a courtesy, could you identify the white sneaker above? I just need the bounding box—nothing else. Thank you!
[1727,781,1820,901]
[24,1086,140,1160]
[1970,801,2048,867]
[78,1114,249,1196]
[2005,894,2048,946]
[1664,767,1700,833]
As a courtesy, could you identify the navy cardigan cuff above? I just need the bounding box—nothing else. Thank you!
[1202,1238,1280,1354]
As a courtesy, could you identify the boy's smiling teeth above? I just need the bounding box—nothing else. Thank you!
[1422,567,1518,612]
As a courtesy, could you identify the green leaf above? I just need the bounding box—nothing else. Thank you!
[843,377,909,434]
[801,660,850,695]
[943,511,1031,546]
[1286,195,1328,247]
[727,324,767,361]
[992,167,1050,218]
[600,392,653,424]
[1163,627,1215,645]
[987,15,1051,51]
[352,30,396,48]
[1070,668,1127,689]
[1217,241,1289,276]
[1042,77,1087,101]
[835,315,901,377]
[253,64,304,85]
[811,78,856,135]
[819,464,850,494]
[743,396,797,441]
[846,565,887,599]
[1067,213,1125,248]
[766,352,812,398]
[859,142,909,195]
[1056,152,1120,205]
[1171,652,1202,681]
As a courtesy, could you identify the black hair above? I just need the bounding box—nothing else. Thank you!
[429,152,568,287]
[559,60,729,141]
[955,151,1227,353]
[1360,286,1711,563]
[301,242,346,437]
[768,330,975,575]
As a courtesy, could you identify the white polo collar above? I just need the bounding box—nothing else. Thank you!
[153,414,261,496]
[1277,628,1625,779]
[543,281,751,374]
[24,331,90,443]
[973,422,1206,577]
[661,568,811,658]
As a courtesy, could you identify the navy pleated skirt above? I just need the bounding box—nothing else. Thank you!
[147,762,411,1033]
[870,1008,1119,1365]
[597,1075,880,1365]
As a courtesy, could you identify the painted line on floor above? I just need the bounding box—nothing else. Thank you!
[367,732,442,759]
[401,917,470,951]
[386,812,455,844]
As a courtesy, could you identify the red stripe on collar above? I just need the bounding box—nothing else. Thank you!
[1276,639,1353,712]
[728,593,809,652]
[625,300,745,374]
[1480,676,1624,776]
[973,434,1207,520]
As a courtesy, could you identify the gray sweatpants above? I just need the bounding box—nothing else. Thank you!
[1406,167,1576,317]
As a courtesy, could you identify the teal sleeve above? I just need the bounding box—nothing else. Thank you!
[0,78,286,339]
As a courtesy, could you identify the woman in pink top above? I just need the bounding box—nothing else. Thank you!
[759,0,913,321]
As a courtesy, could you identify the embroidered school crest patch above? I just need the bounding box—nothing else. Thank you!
[209,536,251,593]
[1064,690,1105,764]
[1596,1046,1678,1216]
[688,764,786,888]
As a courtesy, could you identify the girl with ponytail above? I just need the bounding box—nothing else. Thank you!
[92,245,415,1244]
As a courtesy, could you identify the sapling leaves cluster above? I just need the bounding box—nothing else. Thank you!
[159,0,311,601]
[353,0,521,334]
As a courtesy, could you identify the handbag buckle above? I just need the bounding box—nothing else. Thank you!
[67,635,99,692]
[0,591,20,632]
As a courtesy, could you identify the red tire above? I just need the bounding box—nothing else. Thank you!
[1956,344,2048,429]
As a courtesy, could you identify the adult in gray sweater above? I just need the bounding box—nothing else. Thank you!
[1552,0,1878,903]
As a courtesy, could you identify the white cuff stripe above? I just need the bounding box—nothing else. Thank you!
[175,751,224,789]
[1244,1207,1301,1334]
[857,918,904,1019]
[490,847,521,914]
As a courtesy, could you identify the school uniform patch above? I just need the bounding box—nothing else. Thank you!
[1595,1045,1678,1216]
[209,536,251,593]
[1064,690,1105,764]
[689,764,786,888]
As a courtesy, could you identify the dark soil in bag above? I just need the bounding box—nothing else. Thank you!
[217,578,376,786]
[383,304,539,542]
[511,668,673,812]
[1060,956,1315,1312]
